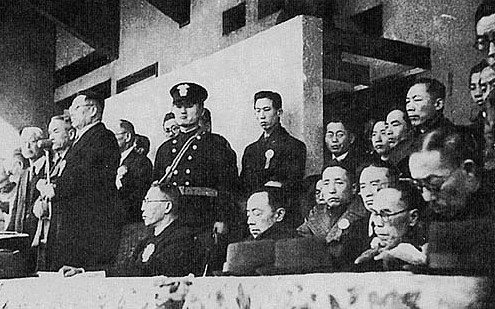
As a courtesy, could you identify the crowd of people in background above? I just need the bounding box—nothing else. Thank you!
[1,0,495,278]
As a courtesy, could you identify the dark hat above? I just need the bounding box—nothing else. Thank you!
[170,82,208,106]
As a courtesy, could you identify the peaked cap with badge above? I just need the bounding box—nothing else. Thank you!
[170,82,208,106]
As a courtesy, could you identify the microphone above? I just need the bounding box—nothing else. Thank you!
[37,139,53,149]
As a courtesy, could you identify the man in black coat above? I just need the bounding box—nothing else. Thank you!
[38,91,121,271]
[111,119,153,224]
[153,82,240,238]
[240,91,306,196]
[117,184,195,277]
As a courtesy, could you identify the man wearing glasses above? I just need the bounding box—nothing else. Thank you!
[110,119,153,224]
[121,184,194,276]
[37,90,121,271]
[408,128,493,221]
[354,185,426,270]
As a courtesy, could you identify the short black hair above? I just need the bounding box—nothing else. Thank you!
[411,77,446,101]
[356,159,399,187]
[163,112,175,126]
[151,183,182,216]
[418,127,480,170]
[476,0,495,26]
[250,186,289,213]
[470,60,489,82]
[119,119,136,143]
[254,91,282,109]
[135,134,150,156]
[322,160,356,185]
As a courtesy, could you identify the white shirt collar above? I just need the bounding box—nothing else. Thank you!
[120,146,134,165]
[332,151,349,162]
[31,156,46,175]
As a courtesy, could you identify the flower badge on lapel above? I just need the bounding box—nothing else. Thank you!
[142,243,155,263]
[116,165,128,189]
[117,165,128,177]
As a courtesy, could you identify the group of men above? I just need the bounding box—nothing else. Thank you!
[3,0,495,277]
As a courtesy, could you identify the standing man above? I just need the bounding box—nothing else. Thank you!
[7,127,46,273]
[406,78,455,137]
[38,91,121,271]
[152,82,240,265]
[111,119,153,224]
[240,91,306,195]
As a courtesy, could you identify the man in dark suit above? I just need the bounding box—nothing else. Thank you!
[297,163,369,266]
[7,126,47,273]
[62,184,197,277]
[37,91,121,271]
[324,115,367,175]
[111,119,153,224]
[240,91,306,195]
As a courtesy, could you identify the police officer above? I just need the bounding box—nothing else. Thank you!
[153,82,240,244]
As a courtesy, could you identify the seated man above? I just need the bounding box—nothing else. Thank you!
[297,163,368,265]
[246,186,298,241]
[408,128,493,221]
[65,183,196,277]
[355,185,427,270]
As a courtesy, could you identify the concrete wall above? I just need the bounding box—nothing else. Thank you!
[103,16,323,175]
[55,0,281,101]
[0,2,56,158]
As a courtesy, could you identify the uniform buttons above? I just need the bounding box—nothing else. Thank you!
[172,140,177,144]
[172,182,177,186]
[172,148,177,153]
[192,145,198,150]
[185,181,190,186]
[187,155,193,160]
[173,170,178,175]
[185,169,191,174]
[196,135,201,140]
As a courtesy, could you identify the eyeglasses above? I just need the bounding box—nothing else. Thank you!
[474,31,495,51]
[142,199,170,204]
[400,175,449,193]
[370,208,409,223]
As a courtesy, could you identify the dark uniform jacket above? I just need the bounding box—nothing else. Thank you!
[153,128,239,230]
[240,124,306,195]
[48,122,121,271]
[118,149,153,223]
[297,197,369,267]
[118,220,195,277]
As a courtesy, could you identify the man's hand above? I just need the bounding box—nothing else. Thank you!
[36,179,55,199]
[213,222,227,234]
[374,243,427,265]
[59,265,85,277]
